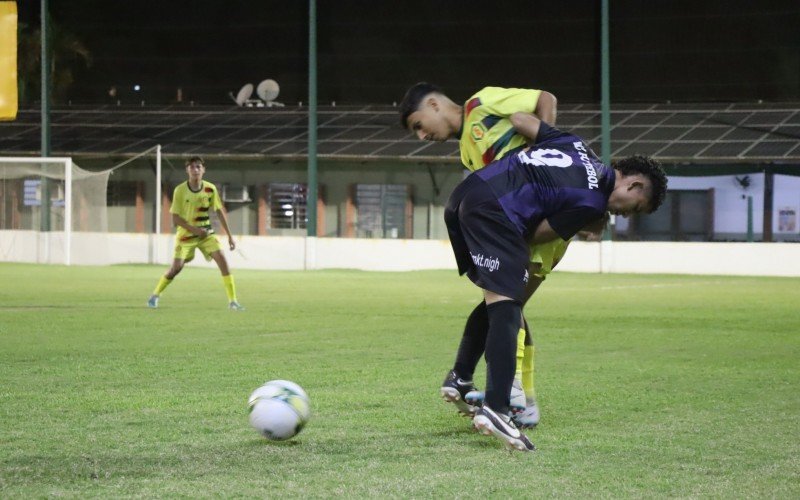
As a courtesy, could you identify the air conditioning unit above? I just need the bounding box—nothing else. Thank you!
[222,184,252,203]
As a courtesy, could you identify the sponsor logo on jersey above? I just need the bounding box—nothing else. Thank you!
[470,252,500,272]
[470,122,487,142]
[573,141,599,190]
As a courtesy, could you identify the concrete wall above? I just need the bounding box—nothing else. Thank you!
[79,157,800,243]
[80,157,464,240]
[2,230,798,277]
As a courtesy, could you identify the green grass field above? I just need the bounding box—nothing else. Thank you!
[1,263,798,497]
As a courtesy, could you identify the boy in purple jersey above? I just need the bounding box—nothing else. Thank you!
[446,118,667,452]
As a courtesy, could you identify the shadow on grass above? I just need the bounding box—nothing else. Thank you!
[245,438,302,448]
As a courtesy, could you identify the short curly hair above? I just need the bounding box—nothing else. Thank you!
[612,155,668,213]
[398,82,442,129]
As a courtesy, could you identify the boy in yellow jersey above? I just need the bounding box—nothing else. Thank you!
[400,82,571,428]
[147,156,244,311]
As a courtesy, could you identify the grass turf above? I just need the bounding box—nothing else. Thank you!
[0,263,798,497]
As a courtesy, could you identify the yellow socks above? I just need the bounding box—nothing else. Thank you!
[153,276,172,296]
[522,345,536,403]
[222,275,237,302]
[515,327,526,381]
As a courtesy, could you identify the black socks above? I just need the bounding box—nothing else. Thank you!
[484,300,522,413]
[453,302,488,381]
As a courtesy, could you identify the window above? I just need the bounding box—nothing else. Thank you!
[619,189,714,241]
[355,184,411,239]
[268,183,307,230]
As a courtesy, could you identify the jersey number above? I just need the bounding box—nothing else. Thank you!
[517,148,572,168]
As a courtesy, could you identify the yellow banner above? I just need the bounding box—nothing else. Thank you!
[0,1,18,121]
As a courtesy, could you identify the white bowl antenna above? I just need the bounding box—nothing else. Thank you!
[234,83,255,106]
[256,79,284,107]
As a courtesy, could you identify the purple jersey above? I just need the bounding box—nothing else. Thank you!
[474,122,614,240]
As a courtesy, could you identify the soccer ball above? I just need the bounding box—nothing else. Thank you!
[248,380,311,440]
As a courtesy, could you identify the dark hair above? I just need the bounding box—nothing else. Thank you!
[613,155,668,213]
[185,156,205,167]
[398,82,443,129]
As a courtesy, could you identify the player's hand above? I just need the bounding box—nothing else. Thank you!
[228,237,236,251]
[195,227,209,238]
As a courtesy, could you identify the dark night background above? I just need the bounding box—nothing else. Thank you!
[16,0,800,106]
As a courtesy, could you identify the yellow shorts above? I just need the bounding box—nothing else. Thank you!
[529,238,570,277]
[173,234,221,263]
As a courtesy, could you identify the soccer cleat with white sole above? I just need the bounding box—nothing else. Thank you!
[512,400,540,429]
[229,300,245,311]
[147,294,159,309]
[465,378,526,414]
[473,405,535,452]
[440,370,479,416]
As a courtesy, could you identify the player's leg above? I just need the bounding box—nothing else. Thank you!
[148,258,185,308]
[514,270,545,427]
[515,239,569,427]
[443,175,532,450]
[440,301,487,416]
[440,177,485,415]
[209,249,244,310]
[472,290,534,451]
[482,291,520,413]
[464,266,544,414]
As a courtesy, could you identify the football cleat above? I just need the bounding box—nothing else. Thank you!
[440,370,479,416]
[512,400,540,429]
[147,294,159,309]
[473,404,535,452]
[465,378,526,414]
[229,300,245,311]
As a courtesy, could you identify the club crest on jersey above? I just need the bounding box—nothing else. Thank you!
[470,122,487,142]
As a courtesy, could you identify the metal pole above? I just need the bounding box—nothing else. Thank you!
[747,195,754,242]
[40,0,51,233]
[600,0,613,241]
[306,0,318,237]
[155,144,162,263]
[64,158,71,265]
[762,169,773,242]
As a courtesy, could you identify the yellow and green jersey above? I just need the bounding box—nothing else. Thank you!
[170,180,222,240]
[459,87,542,171]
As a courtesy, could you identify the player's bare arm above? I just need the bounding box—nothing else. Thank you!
[172,213,208,237]
[215,206,236,250]
[509,112,543,144]
[508,91,556,143]
[534,91,557,125]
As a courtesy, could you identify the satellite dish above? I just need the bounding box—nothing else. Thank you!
[256,79,285,107]
[233,83,254,106]
[257,79,279,102]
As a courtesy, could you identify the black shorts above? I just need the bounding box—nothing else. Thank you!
[444,174,531,302]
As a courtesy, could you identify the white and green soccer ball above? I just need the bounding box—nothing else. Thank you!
[248,380,311,441]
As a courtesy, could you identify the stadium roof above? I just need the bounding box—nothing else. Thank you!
[2,102,799,163]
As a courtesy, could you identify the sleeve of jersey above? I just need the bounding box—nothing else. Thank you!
[481,88,541,116]
[169,186,182,214]
[547,205,605,240]
[533,121,566,145]
[210,184,223,210]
